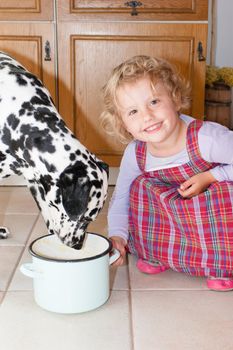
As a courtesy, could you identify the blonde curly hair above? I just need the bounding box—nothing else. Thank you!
[100,55,191,144]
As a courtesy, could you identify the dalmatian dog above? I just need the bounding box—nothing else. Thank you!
[0,51,108,249]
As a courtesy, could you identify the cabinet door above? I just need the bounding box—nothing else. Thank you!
[0,22,56,102]
[58,22,207,166]
[58,0,208,21]
[0,0,53,20]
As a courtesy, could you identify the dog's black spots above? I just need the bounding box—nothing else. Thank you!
[25,72,43,88]
[39,174,53,194]
[0,151,6,162]
[0,57,11,63]
[38,185,45,201]
[58,119,69,134]
[7,113,20,130]
[88,161,97,170]
[91,171,98,179]
[34,107,62,133]
[29,185,37,198]
[23,149,35,167]
[64,144,71,151]
[9,162,22,175]
[29,186,42,211]
[76,150,81,156]
[8,67,28,86]
[54,188,62,205]
[8,135,25,154]
[49,200,59,212]
[12,96,16,100]
[96,191,102,199]
[20,124,56,153]
[89,208,98,217]
[91,179,102,189]
[19,108,25,116]
[31,95,47,106]
[30,87,52,107]
[69,153,76,161]
[19,101,34,116]
[82,153,88,160]
[1,125,12,146]
[71,232,86,250]
[35,88,52,106]
[39,156,57,173]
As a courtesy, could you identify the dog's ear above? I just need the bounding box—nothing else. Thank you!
[59,161,91,220]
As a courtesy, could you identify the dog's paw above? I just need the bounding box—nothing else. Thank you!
[0,227,10,239]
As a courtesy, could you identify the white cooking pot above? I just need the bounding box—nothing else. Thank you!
[20,232,120,314]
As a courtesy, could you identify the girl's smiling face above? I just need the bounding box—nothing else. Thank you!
[116,77,185,156]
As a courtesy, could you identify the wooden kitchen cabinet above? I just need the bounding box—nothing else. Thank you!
[57,0,208,166]
[0,0,53,20]
[58,0,208,21]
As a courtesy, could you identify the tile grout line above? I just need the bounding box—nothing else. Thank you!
[127,253,135,350]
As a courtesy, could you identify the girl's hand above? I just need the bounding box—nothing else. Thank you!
[178,171,217,198]
[110,236,127,267]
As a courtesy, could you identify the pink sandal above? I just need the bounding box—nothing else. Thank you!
[207,278,233,292]
[136,259,169,275]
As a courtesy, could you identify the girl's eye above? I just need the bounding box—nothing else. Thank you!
[151,99,158,105]
[128,109,137,116]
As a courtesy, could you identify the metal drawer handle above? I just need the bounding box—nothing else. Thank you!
[125,1,143,16]
[197,41,206,61]
[44,40,51,61]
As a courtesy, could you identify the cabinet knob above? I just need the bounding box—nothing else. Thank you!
[125,1,143,16]
[197,41,206,61]
[44,40,51,61]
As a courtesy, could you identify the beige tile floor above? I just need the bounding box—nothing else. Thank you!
[1,186,233,350]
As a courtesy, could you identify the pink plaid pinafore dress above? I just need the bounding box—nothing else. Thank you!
[128,120,233,277]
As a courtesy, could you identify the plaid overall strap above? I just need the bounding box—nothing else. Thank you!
[185,119,212,172]
[135,140,146,172]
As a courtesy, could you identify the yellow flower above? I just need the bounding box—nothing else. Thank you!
[206,65,233,87]
[218,67,233,87]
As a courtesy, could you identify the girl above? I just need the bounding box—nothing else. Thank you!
[101,55,233,291]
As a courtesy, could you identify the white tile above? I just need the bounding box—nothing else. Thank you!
[9,215,48,291]
[131,290,233,350]
[0,214,38,246]
[8,248,33,291]
[128,254,207,290]
[110,259,129,291]
[0,246,25,291]
[0,187,39,214]
[0,291,131,350]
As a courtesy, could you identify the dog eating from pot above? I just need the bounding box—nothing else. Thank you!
[0,51,108,250]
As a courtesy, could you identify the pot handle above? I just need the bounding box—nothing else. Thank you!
[20,263,42,279]
[109,249,121,265]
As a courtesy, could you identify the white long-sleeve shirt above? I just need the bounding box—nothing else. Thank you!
[108,114,233,242]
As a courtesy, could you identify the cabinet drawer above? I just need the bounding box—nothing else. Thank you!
[58,0,208,21]
[0,0,54,20]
